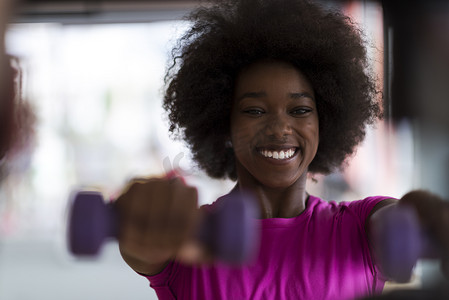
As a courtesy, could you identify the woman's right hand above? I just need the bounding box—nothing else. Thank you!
[115,177,204,276]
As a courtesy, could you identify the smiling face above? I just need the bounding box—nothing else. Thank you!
[230,60,319,189]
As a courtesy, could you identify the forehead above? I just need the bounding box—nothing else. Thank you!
[235,60,314,93]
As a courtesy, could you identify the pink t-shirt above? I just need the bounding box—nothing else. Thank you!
[144,195,390,300]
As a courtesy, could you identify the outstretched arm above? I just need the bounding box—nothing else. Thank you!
[367,191,449,282]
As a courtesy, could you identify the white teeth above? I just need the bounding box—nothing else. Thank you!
[259,148,296,160]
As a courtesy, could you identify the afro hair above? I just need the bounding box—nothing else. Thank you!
[163,0,382,180]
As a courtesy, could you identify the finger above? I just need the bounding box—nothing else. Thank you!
[119,225,176,265]
[400,191,446,231]
[118,180,170,251]
[434,202,449,258]
[138,179,175,245]
[160,184,198,251]
[133,179,193,252]
[442,257,449,279]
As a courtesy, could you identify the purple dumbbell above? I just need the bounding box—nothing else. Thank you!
[68,190,260,264]
[374,205,440,283]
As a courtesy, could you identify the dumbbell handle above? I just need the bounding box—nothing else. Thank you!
[68,190,259,264]
[374,205,440,283]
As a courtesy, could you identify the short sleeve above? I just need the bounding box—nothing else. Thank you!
[345,196,396,286]
[346,196,395,225]
[140,261,177,300]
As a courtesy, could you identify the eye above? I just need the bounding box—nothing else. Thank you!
[243,108,265,116]
[290,107,312,116]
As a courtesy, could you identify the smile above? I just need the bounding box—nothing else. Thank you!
[258,148,297,160]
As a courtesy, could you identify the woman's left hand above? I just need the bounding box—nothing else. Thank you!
[399,190,449,278]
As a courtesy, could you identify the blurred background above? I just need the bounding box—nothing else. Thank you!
[0,0,447,299]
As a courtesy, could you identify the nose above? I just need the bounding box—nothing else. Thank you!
[263,113,293,139]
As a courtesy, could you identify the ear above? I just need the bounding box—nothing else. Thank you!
[225,139,233,148]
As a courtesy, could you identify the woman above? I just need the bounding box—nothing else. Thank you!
[116,1,449,299]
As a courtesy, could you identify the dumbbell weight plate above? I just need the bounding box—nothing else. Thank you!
[375,205,422,283]
[68,191,118,255]
[198,191,260,264]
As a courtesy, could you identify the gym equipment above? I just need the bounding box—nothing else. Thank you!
[68,188,441,279]
[374,205,440,283]
[68,189,259,264]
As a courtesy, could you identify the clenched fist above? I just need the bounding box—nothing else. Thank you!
[116,177,208,276]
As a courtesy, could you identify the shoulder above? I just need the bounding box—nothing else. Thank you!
[345,196,397,219]
[343,196,398,231]
[308,195,397,220]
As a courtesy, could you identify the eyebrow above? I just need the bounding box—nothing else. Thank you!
[290,92,315,100]
[236,91,315,102]
[236,91,266,102]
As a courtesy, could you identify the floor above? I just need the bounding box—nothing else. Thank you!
[0,237,157,300]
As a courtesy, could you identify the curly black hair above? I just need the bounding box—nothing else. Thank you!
[163,0,382,181]
[0,57,35,182]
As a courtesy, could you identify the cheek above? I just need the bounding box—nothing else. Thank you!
[230,123,255,156]
[312,123,320,146]
[230,112,255,143]
[305,118,320,153]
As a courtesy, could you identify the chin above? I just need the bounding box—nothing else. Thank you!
[257,175,299,189]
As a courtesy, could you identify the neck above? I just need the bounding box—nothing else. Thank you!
[236,173,309,219]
